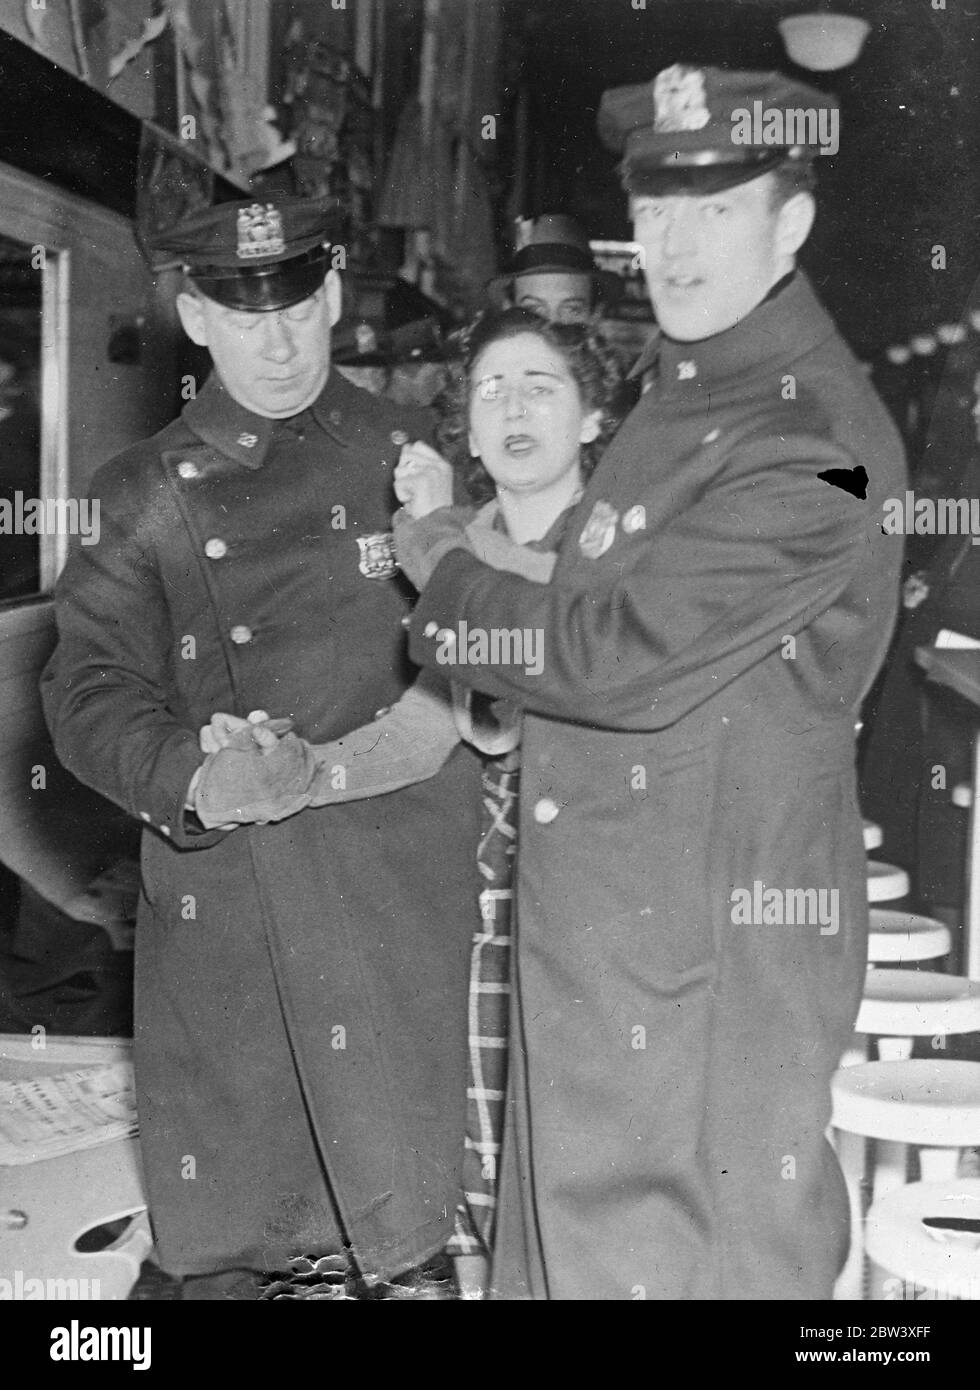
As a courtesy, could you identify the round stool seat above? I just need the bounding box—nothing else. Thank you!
[856,970,980,1037]
[863,819,883,851]
[864,1180,980,1299]
[867,861,910,903]
[867,909,951,964]
[832,1060,980,1146]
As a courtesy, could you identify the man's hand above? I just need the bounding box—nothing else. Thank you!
[394,441,454,518]
[199,710,292,753]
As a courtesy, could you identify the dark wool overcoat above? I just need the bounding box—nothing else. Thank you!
[406,274,907,1299]
[42,370,482,1280]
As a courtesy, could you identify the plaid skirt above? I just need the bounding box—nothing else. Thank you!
[445,759,518,1258]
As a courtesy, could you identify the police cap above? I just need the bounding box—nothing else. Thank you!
[146,195,340,312]
[598,64,839,196]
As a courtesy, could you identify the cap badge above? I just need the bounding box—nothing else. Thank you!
[652,65,710,134]
[622,505,647,535]
[237,432,258,448]
[356,531,398,580]
[237,203,285,260]
[578,499,619,560]
[390,429,409,446]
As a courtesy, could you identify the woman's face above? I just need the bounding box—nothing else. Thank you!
[467,332,600,496]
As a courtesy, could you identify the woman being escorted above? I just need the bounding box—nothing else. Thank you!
[195,308,625,1296]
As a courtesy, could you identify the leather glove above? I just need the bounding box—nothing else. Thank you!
[195,732,318,827]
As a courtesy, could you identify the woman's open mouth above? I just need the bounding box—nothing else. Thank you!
[503,434,537,456]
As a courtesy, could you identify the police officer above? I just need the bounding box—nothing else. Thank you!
[393,67,907,1298]
[42,197,483,1298]
[486,213,621,324]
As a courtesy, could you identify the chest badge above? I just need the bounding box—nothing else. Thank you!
[622,504,647,535]
[578,500,619,560]
[356,531,398,579]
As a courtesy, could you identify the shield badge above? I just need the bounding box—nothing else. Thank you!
[236,203,285,259]
[356,531,398,579]
[578,500,620,560]
[652,65,711,134]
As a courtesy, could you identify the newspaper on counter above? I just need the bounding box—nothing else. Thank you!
[0,1064,137,1164]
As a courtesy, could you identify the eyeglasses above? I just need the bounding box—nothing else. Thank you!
[470,374,568,407]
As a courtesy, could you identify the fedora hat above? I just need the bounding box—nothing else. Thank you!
[486,214,622,311]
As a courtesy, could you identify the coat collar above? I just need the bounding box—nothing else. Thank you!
[181,369,356,467]
[630,271,835,391]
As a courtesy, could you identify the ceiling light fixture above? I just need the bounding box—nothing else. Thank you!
[778,12,870,71]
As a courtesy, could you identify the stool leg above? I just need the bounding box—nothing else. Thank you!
[918,1147,960,1183]
[871,1140,908,1204]
[840,1034,869,1068]
[833,1128,868,1301]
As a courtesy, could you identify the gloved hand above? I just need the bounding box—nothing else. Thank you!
[194,732,318,827]
[393,505,473,590]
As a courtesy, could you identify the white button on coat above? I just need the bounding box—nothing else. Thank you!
[204,538,228,560]
[533,797,561,824]
[230,625,253,645]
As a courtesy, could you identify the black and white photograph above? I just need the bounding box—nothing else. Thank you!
[0,0,979,1353]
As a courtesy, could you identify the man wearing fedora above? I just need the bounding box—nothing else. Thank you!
[395,65,906,1298]
[486,212,620,324]
[42,197,483,1298]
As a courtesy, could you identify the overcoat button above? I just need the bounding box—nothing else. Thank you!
[204,538,228,560]
[177,461,199,480]
[330,410,342,426]
[401,615,412,629]
[230,625,253,645]
[533,797,561,824]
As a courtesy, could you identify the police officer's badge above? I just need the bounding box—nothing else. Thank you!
[578,500,619,560]
[356,531,398,579]
[237,203,285,259]
[652,65,710,133]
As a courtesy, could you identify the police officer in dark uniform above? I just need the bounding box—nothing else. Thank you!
[393,67,907,1298]
[42,197,482,1298]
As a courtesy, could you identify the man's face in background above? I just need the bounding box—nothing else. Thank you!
[176,271,342,418]
[513,271,594,324]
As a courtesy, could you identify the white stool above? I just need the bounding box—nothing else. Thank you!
[864,1180,980,1300]
[855,969,980,1060]
[863,820,884,852]
[0,1035,150,1300]
[831,1060,980,1299]
[867,861,911,903]
[867,909,951,965]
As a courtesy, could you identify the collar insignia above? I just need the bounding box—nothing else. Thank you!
[237,203,285,260]
[652,66,710,134]
[357,531,398,580]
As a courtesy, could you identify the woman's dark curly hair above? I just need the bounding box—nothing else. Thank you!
[433,307,627,504]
